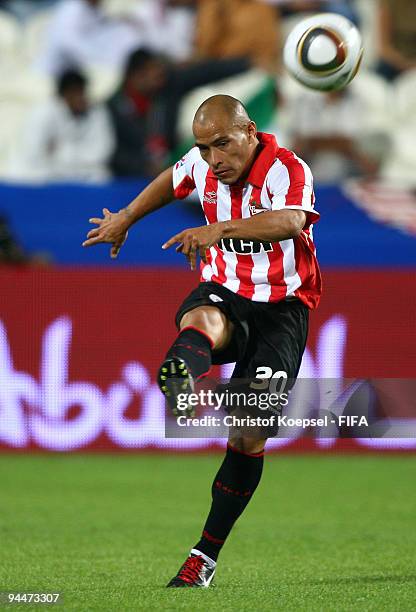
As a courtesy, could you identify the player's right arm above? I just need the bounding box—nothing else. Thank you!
[82,166,175,258]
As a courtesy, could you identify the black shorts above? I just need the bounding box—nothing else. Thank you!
[175,281,309,381]
[176,282,309,439]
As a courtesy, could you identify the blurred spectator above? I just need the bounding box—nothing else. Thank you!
[265,0,359,25]
[0,214,28,263]
[131,0,196,62]
[377,0,416,81]
[195,0,280,72]
[0,213,52,264]
[107,47,251,178]
[37,0,142,75]
[10,69,114,182]
[284,89,384,184]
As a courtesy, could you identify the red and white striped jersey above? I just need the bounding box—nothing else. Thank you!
[172,132,322,309]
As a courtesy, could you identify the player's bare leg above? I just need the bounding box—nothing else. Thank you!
[180,305,233,350]
[157,305,233,416]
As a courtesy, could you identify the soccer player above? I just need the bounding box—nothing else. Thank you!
[83,95,321,587]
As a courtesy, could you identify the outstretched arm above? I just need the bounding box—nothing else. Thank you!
[82,166,175,258]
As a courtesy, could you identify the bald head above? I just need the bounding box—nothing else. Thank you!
[193,95,250,131]
[192,95,258,185]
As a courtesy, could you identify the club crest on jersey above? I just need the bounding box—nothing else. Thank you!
[249,198,266,216]
[203,191,217,204]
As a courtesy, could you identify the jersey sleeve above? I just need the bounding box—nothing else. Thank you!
[172,147,200,199]
[267,155,320,227]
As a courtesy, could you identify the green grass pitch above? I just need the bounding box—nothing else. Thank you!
[1,454,415,611]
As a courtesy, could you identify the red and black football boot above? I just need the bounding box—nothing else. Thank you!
[166,550,216,588]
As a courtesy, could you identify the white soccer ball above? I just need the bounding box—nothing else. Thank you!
[283,13,363,91]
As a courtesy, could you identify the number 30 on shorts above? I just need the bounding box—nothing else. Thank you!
[249,367,288,393]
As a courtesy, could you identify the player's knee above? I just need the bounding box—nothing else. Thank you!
[228,436,267,455]
[180,306,232,350]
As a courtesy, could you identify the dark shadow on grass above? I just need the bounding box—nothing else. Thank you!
[303,574,416,587]
[130,575,416,591]
[205,574,416,591]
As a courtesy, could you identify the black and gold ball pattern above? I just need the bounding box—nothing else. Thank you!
[297,26,347,75]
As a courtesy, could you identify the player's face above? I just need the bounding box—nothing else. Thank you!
[193,120,258,184]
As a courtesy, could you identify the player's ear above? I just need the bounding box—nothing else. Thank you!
[247,121,257,142]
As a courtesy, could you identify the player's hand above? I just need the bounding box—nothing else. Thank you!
[82,208,129,259]
[162,223,223,270]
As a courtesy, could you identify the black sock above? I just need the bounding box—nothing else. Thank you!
[194,444,264,561]
[165,326,213,380]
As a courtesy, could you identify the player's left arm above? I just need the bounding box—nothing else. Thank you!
[162,209,306,270]
[220,209,306,242]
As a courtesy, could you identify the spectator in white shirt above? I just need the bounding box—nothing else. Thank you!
[283,89,382,184]
[131,0,196,62]
[10,69,115,183]
[37,0,143,75]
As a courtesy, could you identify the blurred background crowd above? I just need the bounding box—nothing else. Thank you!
[0,0,415,262]
[0,0,415,183]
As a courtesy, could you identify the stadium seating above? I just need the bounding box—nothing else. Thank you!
[392,68,416,122]
[0,10,20,56]
[349,69,392,131]
[0,101,29,176]
[103,0,135,16]
[86,66,119,103]
[379,69,416,187]
[23,9,53,62]
[354,0,380,67]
